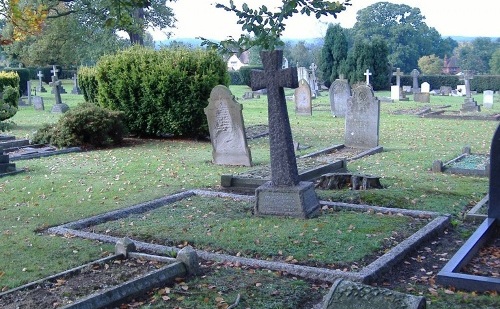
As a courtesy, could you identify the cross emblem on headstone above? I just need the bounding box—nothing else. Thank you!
[251,50,299,187]
[460,70,474,98]
[392,68,404,87]
[364,69,372,85]
[51,65,59,77]
[37,71,44,89]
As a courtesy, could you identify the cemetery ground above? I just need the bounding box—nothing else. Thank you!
[1,82,500,308]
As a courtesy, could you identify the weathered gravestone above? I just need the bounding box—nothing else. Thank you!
[36,71,47,93]
[414,92,430,103]
[204,85,252,167]
[329,74,351,117]
[439,86,452,96]
[322,278,426,309]
[483,90,494,109]
[71,73,82,94]
[410,69,420,94]
[294,79,312,116]
[460,70,479,112]
[32,96,44,111]
[49,75,69,113]
[250,50,319,218]
[345,84,380,149]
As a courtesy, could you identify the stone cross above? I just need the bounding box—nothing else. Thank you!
[251,50,299,186]
[392,68,404,87]
[71,73,81,94]
[460,70,474,99]
[309,63,317,80]
[36,71,46,92]
[364,69,372,85]
[49,75,62,105]
[51,65,59,76]
[411,69,420,93]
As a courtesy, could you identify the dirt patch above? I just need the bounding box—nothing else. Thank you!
[0,257,167,309]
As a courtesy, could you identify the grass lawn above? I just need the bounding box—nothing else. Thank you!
[1,82,499,308]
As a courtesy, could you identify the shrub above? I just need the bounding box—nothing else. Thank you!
[0,86,19,122]
[32,103,127,148]
[2,68,29,95]
[96,46,228,137]
[78,66,99,103]
[228,70,244,85]
[0,71,20,92]
[239,65,263,87]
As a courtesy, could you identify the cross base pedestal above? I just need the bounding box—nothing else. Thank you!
[461,98,480,112]
[255,181,320,218]
[51,103,70,114]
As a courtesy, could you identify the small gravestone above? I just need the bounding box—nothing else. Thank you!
[204,85,252,167]
[402,85,412,93]
[49,75,69,113]
[294,79,312,115]
[460,70,479,112]
[414,92,430,103]
[410,69,420,94]
[364,69,372,86]
[439,86,451,96]
[483,90,494,109]
[421,82,430,93]
[32,96,44,111]
[329,74,351,117]
[251,50,319,219]
[345,84,380,149]
[71,73,82,94]
[36,71,47,93]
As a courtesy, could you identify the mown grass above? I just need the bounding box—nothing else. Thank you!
[1,83,500,307]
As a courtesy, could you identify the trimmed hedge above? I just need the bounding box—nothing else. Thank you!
[392,75,500,92]
[96,46,229,137]
[78,66,99,103]
[229,70,245,85]
[2,68,29,95]
[239,65,263,87]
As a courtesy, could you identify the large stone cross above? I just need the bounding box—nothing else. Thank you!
[460,70,474,98]
[36,70,46,92]
[364,69,372,85]
[392,68,404,87]
[251,50,299,186]
[49,75,62,105]
[51,65,59,76]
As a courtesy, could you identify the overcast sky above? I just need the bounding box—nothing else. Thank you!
[150,0,500,41]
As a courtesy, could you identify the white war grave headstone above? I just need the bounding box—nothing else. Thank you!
[329,74,351,117]
[345,84,380,149]
[295,79,312,116]
[483,90,494,109]
[204,85,252,166]
[251,50,319,219]
[460,70,479,112]
[421,82,430,93]
[414,81,431,103]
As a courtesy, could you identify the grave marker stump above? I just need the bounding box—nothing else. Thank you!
[250,50,319,218]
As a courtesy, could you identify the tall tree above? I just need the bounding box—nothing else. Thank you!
[351,2,456,73]
[418,54,444,75]
[456,37,499,73]
[320,23,347,87]
[490,48,500,75]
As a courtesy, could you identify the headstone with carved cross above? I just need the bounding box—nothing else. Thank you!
[329,74,351,117]
[49,75,69,113]
[410,69,420,94]
[71,73,82,94]
[36,71,47,93]
[364,69,372,86]
[250,50,319,218]
[460,70,479,112]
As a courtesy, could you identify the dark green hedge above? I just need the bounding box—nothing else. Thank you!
[392,75,500,92]
[228,71,244,85]
[2,68,29,95]
[96,46,229,137]
[78,66,98,104]
[239,65,263,87]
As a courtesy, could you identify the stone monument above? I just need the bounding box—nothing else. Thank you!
[36,71,47,93]
[329,74,351,117]
[308,62,319,97]
[410,69,420,94]
[71,73,82,94]
[483,90,494,109]
[250,50,319,218]
[460,70,479,112]
[204,85,252,167]
[49,75,69,113]
[50,65,66,94]
[345,84,380,149]
[294,79,312,116]
[391,68,407,101]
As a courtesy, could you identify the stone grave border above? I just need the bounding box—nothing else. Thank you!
[432,147,489,177]
[221,144,383,190]
[465,194,489,222]
[8,146,82,161]
[0,248,196,309]
[46,189,449,285]
[420,110,500,121]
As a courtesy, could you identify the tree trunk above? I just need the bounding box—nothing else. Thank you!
[128,7,145,45]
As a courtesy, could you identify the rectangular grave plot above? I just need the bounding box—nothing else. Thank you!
[438,153,490,177]
[0,253,185,309]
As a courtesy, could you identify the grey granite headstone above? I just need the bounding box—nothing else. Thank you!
[49,75,69,113]
[483,90,494,109]
[250,50,319,219]
[345,84,380,149]
[322,278,426,309]
[414,92,430,103]
[410,69,420,93]
[489,124,500,219]
[459,70,479,112]
[32,96,44,111]
[439,86,451,96]
[294,79,312,116]
[204,85,252,166]
[329,75,351,117]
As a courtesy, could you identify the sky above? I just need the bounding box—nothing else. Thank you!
[150,0,500,41]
